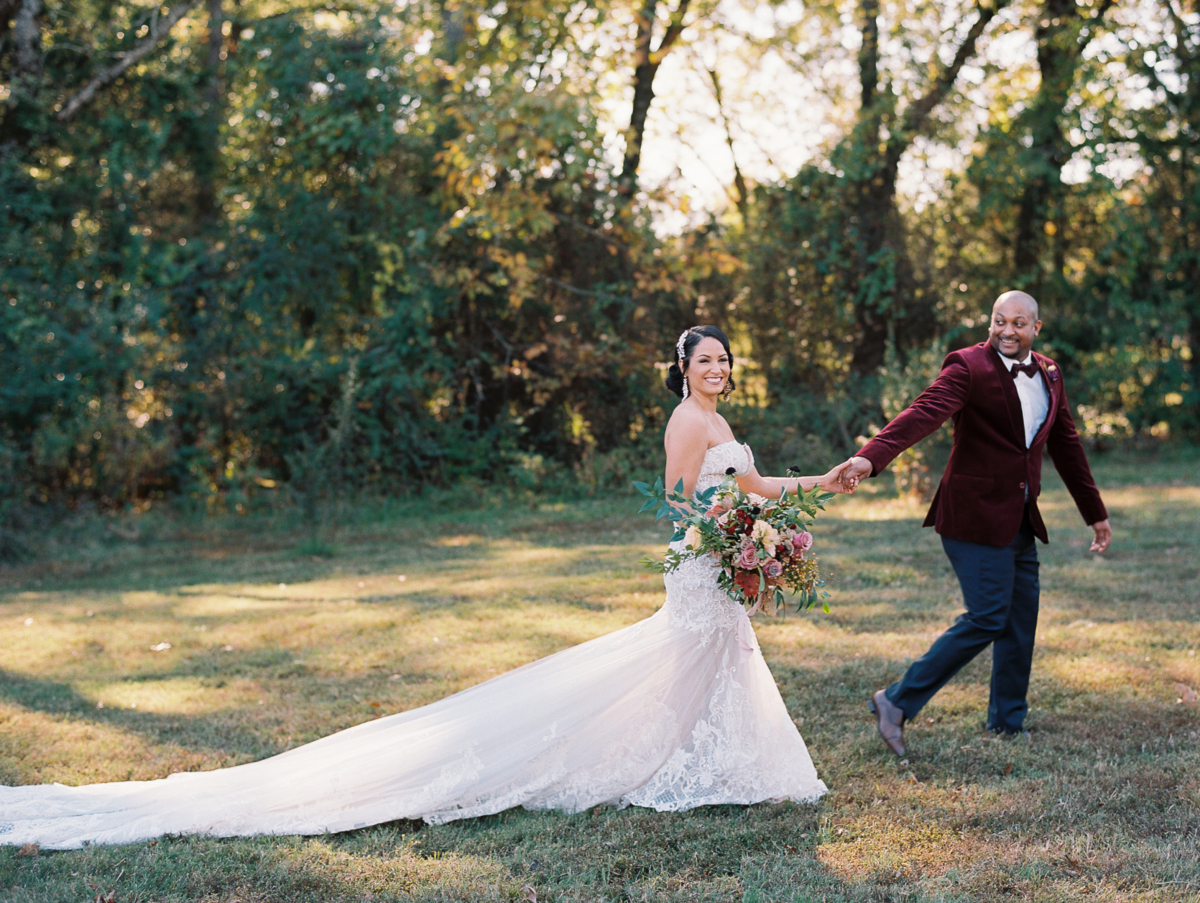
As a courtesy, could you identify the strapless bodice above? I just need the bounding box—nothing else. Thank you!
[694,441,754,495]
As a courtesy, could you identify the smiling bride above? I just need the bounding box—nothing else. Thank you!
[0,325,846,850]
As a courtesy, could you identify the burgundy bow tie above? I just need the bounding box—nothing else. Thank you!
[1009,361,1039,379]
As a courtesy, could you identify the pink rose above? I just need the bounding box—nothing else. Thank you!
[763,558,783,579]
[738,541,760,569]
[793,530,813,553]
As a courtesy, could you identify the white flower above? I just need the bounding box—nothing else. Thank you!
[747,493,768,507]
[684,524,702,549]
[751,519,780,547]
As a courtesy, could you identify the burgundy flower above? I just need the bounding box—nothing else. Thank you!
[734,569,762,597]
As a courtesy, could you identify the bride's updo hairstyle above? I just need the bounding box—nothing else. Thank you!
[666,325,737,398]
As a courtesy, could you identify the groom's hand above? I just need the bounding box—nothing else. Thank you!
[1089,518,1112,553]
[839,456,872,492]
[819,461,855,493]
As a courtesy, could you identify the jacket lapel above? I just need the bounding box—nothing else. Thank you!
[987,344,1028,448]
[1027,353,1058,447]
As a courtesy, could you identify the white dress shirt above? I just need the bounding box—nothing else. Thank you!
[1001,353,1050,448]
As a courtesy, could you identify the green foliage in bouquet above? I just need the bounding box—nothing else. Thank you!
[634,471,833,614]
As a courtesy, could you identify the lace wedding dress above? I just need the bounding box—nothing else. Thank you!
[0,442,826,850]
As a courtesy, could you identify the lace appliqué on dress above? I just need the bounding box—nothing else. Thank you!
[662,441,753,646]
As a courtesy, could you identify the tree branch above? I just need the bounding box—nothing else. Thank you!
[899,0,1010,141]
[55,0,202,122]
[706,66,748,221]
[651,0,693,64]
[541,274,631,301]
[548,212,633,253]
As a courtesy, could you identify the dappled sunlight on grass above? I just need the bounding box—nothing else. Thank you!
[2,450,1199,901]
[816,811,985,883]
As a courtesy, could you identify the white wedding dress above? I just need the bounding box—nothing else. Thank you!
[0,442,826,850]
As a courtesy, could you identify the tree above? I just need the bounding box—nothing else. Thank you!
[740,0,1011,405]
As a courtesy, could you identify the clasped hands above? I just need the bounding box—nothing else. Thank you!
[814,456,872,494]
[817,457,1113,555]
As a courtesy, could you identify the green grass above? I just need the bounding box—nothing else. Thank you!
[2,447,1199,902]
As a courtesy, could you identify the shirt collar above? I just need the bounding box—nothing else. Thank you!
[999,352,1033,370]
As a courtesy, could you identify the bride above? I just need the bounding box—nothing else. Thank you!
[0,325,847,850]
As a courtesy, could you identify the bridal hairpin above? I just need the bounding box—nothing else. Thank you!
[677,329,691,399]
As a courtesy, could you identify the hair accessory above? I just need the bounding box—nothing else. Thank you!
[675,329,690,366]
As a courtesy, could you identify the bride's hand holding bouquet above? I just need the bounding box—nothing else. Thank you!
[638,468,837,614]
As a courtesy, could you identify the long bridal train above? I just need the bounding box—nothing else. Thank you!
[0,442,826,850]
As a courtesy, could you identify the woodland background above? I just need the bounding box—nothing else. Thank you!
[1,0,1198,530]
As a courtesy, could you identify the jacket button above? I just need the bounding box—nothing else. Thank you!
[1019,482,1026,489]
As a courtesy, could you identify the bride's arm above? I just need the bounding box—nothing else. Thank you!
[737,463,852,497]
[663,409,712,498]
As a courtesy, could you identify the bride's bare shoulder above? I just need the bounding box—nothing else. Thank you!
[664,403,707,443]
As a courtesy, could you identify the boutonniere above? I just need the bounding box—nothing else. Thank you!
[1044,363,1060,383]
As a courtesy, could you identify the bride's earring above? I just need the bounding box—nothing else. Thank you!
[681,375,690,400]
[722,381,733,401]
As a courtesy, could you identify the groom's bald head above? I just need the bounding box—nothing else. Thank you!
[993,290,1039,321]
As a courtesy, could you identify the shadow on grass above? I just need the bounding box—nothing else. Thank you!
[0,667,283,762]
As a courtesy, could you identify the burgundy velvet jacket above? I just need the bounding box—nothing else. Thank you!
[857,342,1108,547]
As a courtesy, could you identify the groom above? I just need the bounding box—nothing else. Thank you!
[839,290,1111,756]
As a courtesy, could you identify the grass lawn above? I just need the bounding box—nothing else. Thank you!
[1,447,1198,902]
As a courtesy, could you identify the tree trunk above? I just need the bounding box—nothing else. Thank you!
[439,0,466,65]
[619,0,661,195]
[10,0,43,95]
[0,0,43,152]
[844,0,1006,377]
[1012,0,1116,284]
[618,0,692,195]
[195,0,224,227]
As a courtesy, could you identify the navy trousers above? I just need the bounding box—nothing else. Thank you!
[886,510,1040,733]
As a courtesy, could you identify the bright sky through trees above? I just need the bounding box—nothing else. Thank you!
[621,0,1187,227]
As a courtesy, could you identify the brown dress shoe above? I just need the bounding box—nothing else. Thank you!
[868,689,906,756]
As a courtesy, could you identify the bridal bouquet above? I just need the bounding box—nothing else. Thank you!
[635,469,832,614]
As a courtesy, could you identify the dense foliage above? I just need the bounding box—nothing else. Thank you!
[1,0,1197,514]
